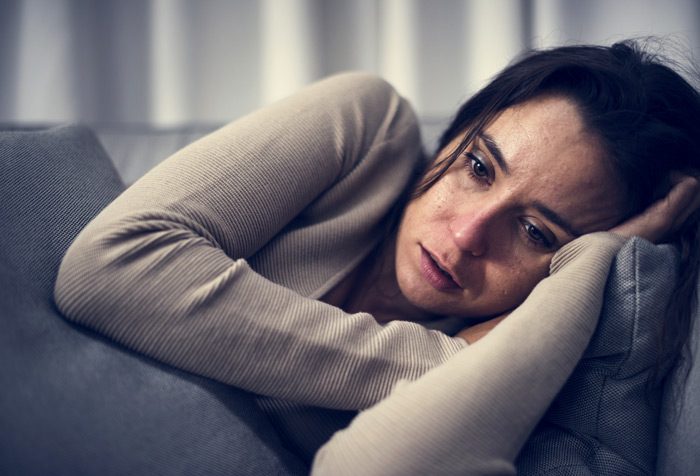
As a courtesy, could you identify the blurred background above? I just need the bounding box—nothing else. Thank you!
[1,0,699,177]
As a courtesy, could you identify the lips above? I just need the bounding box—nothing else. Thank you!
[420,246,462,291]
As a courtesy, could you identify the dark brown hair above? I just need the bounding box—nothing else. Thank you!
[417,40,700,385]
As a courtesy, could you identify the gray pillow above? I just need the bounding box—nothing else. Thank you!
[0,125,306,475]
[656,280,700,475]
[516,237,679,475]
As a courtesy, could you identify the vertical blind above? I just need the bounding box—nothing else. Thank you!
[1,0,698,126]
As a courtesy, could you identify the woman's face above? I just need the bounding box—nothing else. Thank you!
[395,95,627,318]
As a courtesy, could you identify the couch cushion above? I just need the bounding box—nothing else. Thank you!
[0,125,306,475]
[656,279,700,475]
[516,238,679,475]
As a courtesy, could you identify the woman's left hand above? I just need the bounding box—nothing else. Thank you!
[611,174,700,243]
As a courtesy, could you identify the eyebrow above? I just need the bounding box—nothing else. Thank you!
[532,201,582,238]
[477,131,580,238]
[478,132,510,175]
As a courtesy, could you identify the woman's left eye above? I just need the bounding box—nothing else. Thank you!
[520,220,554,249]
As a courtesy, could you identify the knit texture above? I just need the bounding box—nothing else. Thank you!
[54,73,467,459]
[516,238,678,475]
[55,73,627,472]
[312,233,625,475]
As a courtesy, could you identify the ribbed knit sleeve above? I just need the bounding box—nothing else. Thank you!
[312,232,627,475]
[54,72,466,410]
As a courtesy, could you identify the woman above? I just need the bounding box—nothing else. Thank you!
[55,40,700,474]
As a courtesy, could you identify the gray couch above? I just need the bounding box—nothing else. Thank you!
[0,125,306,475]
[1,124,697,475]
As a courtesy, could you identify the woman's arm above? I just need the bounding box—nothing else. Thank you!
[312,176,700,474]
[312,232,626,475]
[54,72,466,410]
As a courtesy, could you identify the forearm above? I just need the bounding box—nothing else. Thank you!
[312,232,626,475]
[54,73,467,410]
[55,217,465,408]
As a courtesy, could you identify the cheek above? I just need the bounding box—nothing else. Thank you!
[401,182,453,230]
[485,253,551,310]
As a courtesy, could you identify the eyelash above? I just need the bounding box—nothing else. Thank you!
[463,152,554,250]
[464,152,490,183]
[520,220,554,249]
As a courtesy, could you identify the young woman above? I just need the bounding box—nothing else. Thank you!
[55,40,700,474]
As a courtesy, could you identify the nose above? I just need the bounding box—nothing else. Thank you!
[449,207,497,257]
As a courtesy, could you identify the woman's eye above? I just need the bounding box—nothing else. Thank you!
[522,221,553,248]
[466,153,489,180]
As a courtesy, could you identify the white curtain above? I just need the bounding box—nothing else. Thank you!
[1,0,698,126]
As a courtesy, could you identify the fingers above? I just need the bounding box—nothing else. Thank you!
[668,175,700,230]
[611,174,700,243]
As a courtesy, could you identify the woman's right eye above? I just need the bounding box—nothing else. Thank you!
[465,152,490,182]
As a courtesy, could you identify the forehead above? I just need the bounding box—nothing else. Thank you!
[483,96,627,232]
[486,95,597,163]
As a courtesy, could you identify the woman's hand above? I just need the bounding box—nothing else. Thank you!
[611,174,700,243]
[454,177,700,345]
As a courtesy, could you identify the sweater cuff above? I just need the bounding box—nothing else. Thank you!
[550,232,628,274]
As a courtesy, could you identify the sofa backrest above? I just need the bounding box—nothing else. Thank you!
[0,125,305,475]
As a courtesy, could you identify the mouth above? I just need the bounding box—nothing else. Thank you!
[419,246,462,291]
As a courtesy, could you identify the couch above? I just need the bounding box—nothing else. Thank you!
[1,124,698,475]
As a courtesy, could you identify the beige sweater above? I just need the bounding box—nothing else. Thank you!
[54,72,625,474]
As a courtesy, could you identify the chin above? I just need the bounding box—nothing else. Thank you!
[403,279,524,321]
[399,278,476,317]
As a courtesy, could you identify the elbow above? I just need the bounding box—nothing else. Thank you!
[311,444,357,476]
[54,212,234,338]
[53,228,112,329]
[53,215,151,331]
